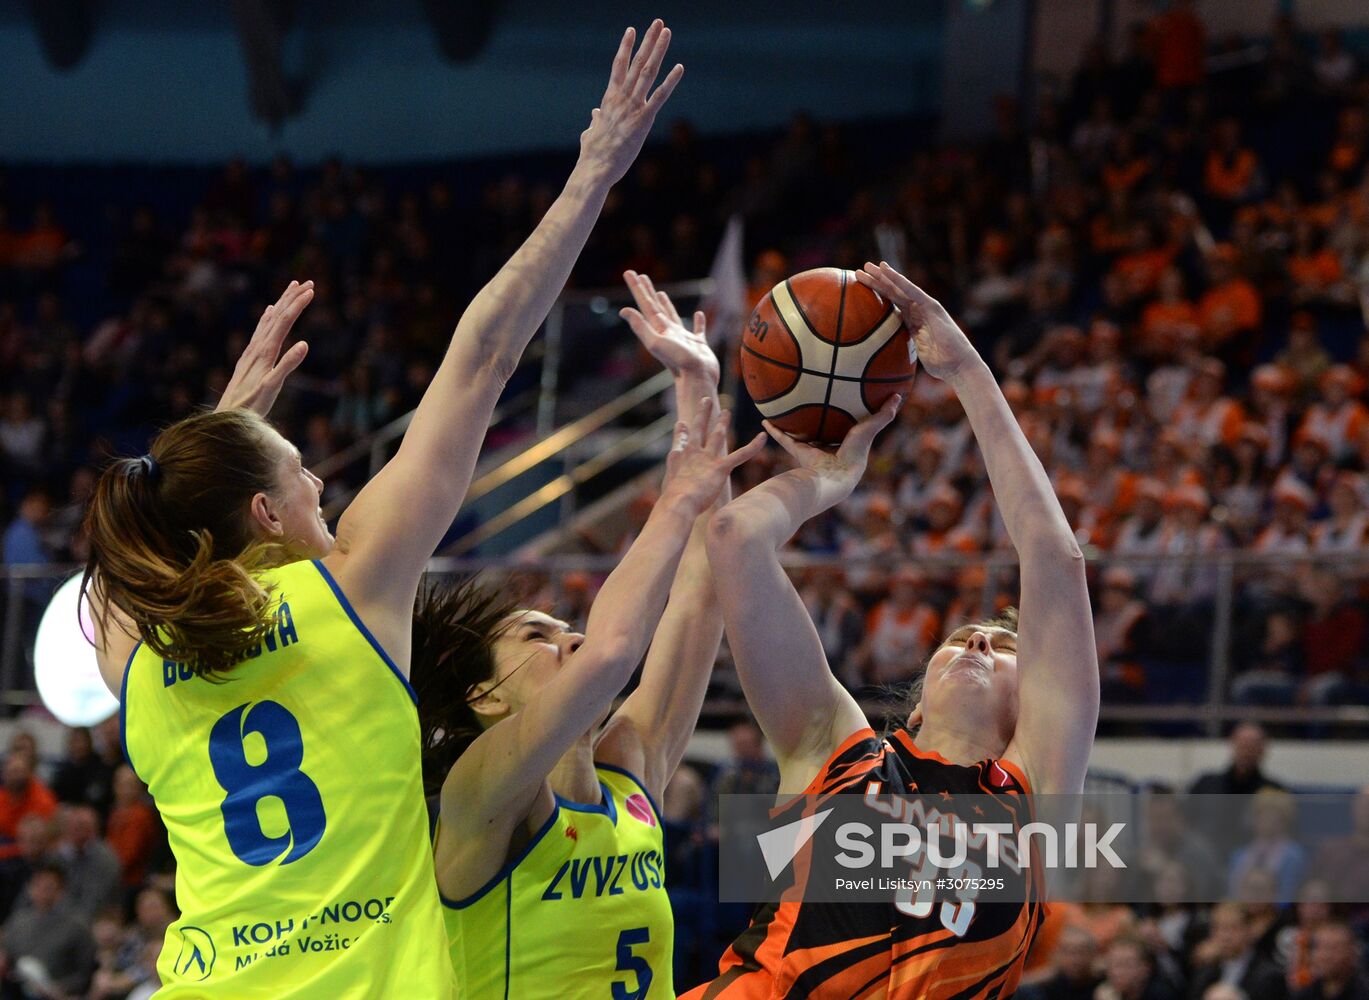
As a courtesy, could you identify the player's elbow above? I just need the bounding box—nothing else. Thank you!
[706,504,770,563]
[1021,530,1086,569]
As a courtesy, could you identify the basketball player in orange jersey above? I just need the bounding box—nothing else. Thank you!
[687,262,1100,1000]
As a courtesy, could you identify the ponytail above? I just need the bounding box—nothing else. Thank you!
[82,409,287,676]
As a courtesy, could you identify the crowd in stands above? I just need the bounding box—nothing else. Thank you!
[569,5,1369,713]
[8,5,1361,711]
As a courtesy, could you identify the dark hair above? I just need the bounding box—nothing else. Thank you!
[410,577,524,796]
[81,409,288,676]
[889,606,1021,739]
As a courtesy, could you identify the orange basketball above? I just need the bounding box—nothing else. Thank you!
[740,267,916,444]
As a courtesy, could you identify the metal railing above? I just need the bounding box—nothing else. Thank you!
[303,279,715,539]
[7,551,1368,732]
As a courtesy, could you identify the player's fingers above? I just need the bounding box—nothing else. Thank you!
[693,310,707,338]
[706,408,731,455]
[690,394,715,443]
[620,306,650,337]
[656,290,682,326]
[723,432,768,470]
[609,26,634,88]
[841,394,901,458]
[878,262,937,309]
[625,19,662,92]
[632,23,670,101]
[761,420,806,462]
[269,341,309,384]
[672,419,689,451]
[645,63,683,114]
[622,272,655,315]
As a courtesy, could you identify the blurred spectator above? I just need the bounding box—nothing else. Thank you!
[0,753,57,854]
[705,720,778,836]
[799,568,864,686]
[1308,784,1369,915]
[1188,902,1288,1000]
[1023,922,1101,1000]
[1096,568,1150,702]
[1137,789,1225,902]
[1097,934,1180,1000]
[105,766,159,890]
[1,490,52,610]
[54,804,121,921]
[1291,923,1367,1000]
[50,726,113,815]
[0,815,55,921]
[0,863,94,996]
[1190,724,1285,797]
[1228,789,1307,903]
[856,568,941,686]
[1277,879,1338,994]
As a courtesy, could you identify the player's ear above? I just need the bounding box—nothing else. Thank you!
[907,702,924,730]
[467,680,510,721]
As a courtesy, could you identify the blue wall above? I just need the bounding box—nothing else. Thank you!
[0,0,945,164]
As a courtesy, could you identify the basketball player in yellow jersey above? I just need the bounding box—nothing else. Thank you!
[81,22,684,997]
[409,271,752,999]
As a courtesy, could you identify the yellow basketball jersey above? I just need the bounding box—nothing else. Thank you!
[121,559,453,998]
[443,765,674,999]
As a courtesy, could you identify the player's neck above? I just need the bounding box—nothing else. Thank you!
[548,734,601,806]
[911,722,1004,767]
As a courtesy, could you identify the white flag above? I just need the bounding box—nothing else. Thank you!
[701,214,747,346]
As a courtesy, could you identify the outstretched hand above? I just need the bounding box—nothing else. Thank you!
[662,397,766,515]
[620,270,720,385]
[580,20,684,185]
[762,393,902,510]
[217,280,314,415]
[855,262,981,382]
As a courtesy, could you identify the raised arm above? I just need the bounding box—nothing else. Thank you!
[857,262,1099,795]
[706,399,900,794]
[597,272,728,799]
[93,280,317,691]
[325,23,684,670]
[437,404,764,896]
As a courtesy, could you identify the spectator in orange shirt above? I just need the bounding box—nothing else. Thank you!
[1328,105,1367,187]
[1204,118,1264,208]
[1288,220,1347,306]
[1112,222,1173,303]
[1299,365,1369,462]
[1081,429,1138,536]
[855,568,941,685]
[0,753,58,854]
[105,766,159,890]
[1149,0,1206,90]
[1141,267,1201,356]
[1170,358,1245,452]
[1095,567,1149,701]
[1198,245,1262,353]
[1102,131,1152,196]
[909,483,981,565]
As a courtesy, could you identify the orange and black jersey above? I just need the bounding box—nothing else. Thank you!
[683,727,1045,1000]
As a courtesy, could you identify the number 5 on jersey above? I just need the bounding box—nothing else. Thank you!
[612,927,653,1000]
[209,701,327,865]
